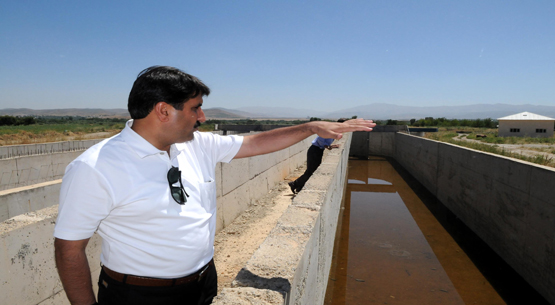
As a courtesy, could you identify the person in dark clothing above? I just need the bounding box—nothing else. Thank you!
[288,119,346,194]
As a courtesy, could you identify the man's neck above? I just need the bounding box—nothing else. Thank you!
[131,119,172,153]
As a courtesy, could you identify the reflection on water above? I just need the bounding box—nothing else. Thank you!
[324,157,512,305]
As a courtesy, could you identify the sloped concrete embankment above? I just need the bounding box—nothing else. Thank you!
[0,135,314,305]
[352,131,555,305]
[0,139,106,193]
[0,140,104,160]
[213,134,352,305]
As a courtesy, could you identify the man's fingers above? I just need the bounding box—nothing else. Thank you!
[313,119,375,139]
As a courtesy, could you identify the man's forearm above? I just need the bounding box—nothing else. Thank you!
[55,238,96,305]
[235,122,314,158]
[235,119,375,159]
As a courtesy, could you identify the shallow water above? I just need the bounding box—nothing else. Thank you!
[324,156,548,305]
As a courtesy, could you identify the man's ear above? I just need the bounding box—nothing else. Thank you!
[153,102,171,122]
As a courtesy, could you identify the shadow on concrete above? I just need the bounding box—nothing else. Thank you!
[234,268,291,298]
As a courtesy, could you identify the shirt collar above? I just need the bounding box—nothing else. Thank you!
[120,120,170,159]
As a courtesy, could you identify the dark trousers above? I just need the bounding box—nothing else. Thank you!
[97,263,217,305]
[291,145,324,192]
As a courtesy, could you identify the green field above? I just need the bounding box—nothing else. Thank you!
[0,118,128,145]
[423,127,555,167]
[0,122,126,135]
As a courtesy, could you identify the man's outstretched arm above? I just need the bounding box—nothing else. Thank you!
[55,238,96,305]
[235,118,375,159]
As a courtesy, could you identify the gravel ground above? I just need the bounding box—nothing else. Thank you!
[453,135,555,160]
[213,166,304,292]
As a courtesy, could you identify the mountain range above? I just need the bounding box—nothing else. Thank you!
[1,103,554,120]
[215,103,555,120]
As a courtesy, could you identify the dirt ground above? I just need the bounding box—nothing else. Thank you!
[454,134,555,160]
[213,166,304,292]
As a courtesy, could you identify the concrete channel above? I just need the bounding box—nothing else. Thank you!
[1,129,554,304]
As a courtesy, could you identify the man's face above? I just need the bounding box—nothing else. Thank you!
[168,94,206,143]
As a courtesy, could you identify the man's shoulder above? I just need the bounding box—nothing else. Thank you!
[175,131,222,149]
[72,134,125,165]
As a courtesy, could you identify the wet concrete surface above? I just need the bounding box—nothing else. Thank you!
[324,157,550,305]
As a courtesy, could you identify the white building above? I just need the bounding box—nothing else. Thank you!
[498,112,555,138]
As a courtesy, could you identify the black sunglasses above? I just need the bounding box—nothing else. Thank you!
[167,166,189,205]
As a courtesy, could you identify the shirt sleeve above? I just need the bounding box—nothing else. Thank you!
[54,160,114,240]
[312,136,334,148]
[196,132,244,164]
[323,138,335,146]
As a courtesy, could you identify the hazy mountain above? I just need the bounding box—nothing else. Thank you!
[0,107,245,119]
[234,106,328,119]
[326,103,555,120]
[203,108,246,119]
[0,108,130,118]
[2,103,554,120]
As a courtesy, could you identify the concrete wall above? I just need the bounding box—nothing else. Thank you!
[215,135,314,232]
[360,131,555,304]
[498,120,554,137]
[0,134,237,191]
[0,134,314,305]
[0,140,103,159]
[0,180,62,222]
[216,134,352,305]
[0,151,85,191]
[351,130,397,158]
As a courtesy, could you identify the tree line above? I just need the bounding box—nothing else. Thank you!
[1,114,501,129]
[378,117,497,128]
[410,117,497,128]
[0,115,36,126]
[0,115,128,126]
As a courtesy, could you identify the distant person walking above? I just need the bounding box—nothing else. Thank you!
[288,119,345,194]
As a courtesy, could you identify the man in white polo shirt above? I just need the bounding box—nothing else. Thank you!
[54,66,376,305]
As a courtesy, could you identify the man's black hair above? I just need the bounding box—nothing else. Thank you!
[128,66,210,119]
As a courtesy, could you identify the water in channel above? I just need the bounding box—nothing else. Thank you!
[324,156,549,305]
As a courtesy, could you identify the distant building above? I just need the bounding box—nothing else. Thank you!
[498,112,555,138]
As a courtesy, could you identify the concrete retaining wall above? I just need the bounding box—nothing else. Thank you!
[350,129,399,158]
[0,151,85,191]
[0,134,234,191]
[0,140,103,159]
[215,133,352,305]
[0,134,314,305]
[0,180,62,222]
[356,131,555,304]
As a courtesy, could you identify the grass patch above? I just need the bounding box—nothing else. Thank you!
[0,120,126,146]
[427,127,555,145]
[421,127,555,168]
[445,138,555,168]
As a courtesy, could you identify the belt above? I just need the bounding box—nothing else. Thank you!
[101,259,214,287]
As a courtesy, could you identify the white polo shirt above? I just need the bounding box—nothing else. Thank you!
[54,120,243,278]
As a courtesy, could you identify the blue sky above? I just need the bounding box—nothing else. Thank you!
[1,0,554,112]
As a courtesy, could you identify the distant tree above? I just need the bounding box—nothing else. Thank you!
[21,116,36,125]
[386,119,398,125]
[0,115,17,126]
[410,118,416,125]
[483,118,495,128]
[309,117,322,121]
[351,115,358,119]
